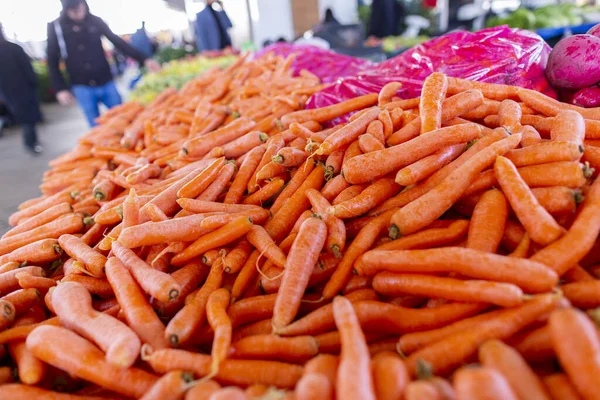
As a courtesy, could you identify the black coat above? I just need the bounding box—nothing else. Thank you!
[47,12,148,92]
[0,40,42,124]
[368,0,405,38]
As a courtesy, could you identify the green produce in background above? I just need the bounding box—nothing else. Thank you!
[486,4,586,30]
[129,55,237,105]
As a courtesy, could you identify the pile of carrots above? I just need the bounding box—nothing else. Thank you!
[0,49,599,400]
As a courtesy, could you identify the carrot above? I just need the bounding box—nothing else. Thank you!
[306,189,346,257]
[333,185,365,205]
[530,176,600,276]
[230,335,319,363]
[496,99,523,133]
[230,250,261,300]
[344,123,483,184]
[223,131,269,159]
[207,288,232,374]
[316,108,380,155]
[321,174,350,202]
[560,280,600,308]
[242,178,284,205]
[7,239,63,264]
[0,299,16,331]
[510,325,555,363]
[466,189,508,252]
[200,209,270,231]
[396,144,465,186]
[2,288,41,315]
[480,340,550,400]
[551,110,586,149]
[176,157,225,199]
[186,380,222,400]
[518,88,600,120]
[519,125,543,147]
[273,147,308,167]
[447,77,520,100]
[248,136,285,194]
[366,120,385,144]
[505,141,583,167]
[7,307,46,385]
[389,133,521,236]
[151,261,208,319]
[224,146,266,204]
[119,214,215,248]
[404,381,443,400]
[453,367,518,400]
[374,271,523,307]
[208,387,247,400]
[281,93,378,126]
[329,177,401,218]
[371,351,409,400]
[197,162,236,202]
[2,203,72,239]
[0,213,85,257]
[140,370,194,400]
[296,373,333,400]
[51,281,140,368]
[105,257,168,350]
[358,133,385,153]
[543,374,582,400]
[378,82,402,106]
[270,159,316,215]
[356,247,558,293]
[145,348,303,389]
[246,225,286,268]
[265,164,326,242]
[405,294,560,376]
[27,325,156,398]
[272,217,327,333]
[333,296,376,400]
[0,266,44,296]
[165,259,223,347]
[112,242,181,302]
[549,308,600,400]
[59,234,107,277]
[8,189,76,227]
[172,216,253,266]
[183,117,256,157]
[15,272,56,291]
[420,73,448,135]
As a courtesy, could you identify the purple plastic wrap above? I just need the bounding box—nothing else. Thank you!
[307,26,556,115]
[253,43,374,83]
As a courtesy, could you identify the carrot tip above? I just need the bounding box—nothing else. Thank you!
[169,334,179,347]
[140,344,154,361]
[574,190,585,205]
[94,191,105,201]
[388,224,400,240]
[415,359,434,380]
[331,245,342,259]
[169,289,180,301]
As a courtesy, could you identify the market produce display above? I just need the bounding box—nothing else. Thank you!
[485,4,590,29]
[2,46,600,399]
[129,54,238,105]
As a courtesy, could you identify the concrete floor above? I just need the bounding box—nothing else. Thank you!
[0,103,88,234]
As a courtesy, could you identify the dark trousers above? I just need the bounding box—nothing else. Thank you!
[22,123,38,148]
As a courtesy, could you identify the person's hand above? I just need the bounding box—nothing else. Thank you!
[144,59,161,73]
[56,90,75,106]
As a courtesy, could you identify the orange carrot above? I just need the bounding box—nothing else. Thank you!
[372,351,409,400]
[51,281,141,368]
[378,82,402,106]
[112,242,181,302]
[395,144,465,186]
[316,108,380,155]
[330,177,401,218]
[230,334,319,363]
[549,308,600,400]
[388,133,520,236]
[453,367,518,400]
[296,373,333,400]
[281,93,378,126]
[177,157,225,199]
[466,189,508,253]
[420,72,448,135]
[543,374,582,400]
[8,189,76,227]
[479,339,550,400]
[105,257,168,350]
[272,217,327,333]
[7,239,63,265]
[58,234,107,277]
[27,325,156,398]
[2,203,72,239]
[207,288,232,374]
[333,296,376,400]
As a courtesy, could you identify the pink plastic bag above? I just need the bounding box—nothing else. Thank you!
[307,26,556,115]
[253,43,374,83]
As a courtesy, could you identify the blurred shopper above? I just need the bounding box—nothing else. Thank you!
[195,0,233,52]
[323,8,341,25]
[130,21,154,59]
[368,0,405,38]
[0,24,43,154]
[47,0,160,127]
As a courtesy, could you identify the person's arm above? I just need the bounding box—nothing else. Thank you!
[95,17,147,65]
[46,22,68,93]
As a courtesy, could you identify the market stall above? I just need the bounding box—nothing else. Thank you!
[0,20,600,400]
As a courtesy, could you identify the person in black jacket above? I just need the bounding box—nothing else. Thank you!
[0,24,43,154]
[368,0,405,38]
[47,0,160,127]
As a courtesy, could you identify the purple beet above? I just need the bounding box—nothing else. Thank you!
[546,34,600,90]
[571,86,600,108]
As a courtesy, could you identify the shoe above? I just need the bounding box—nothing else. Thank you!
[25,144,43,155]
